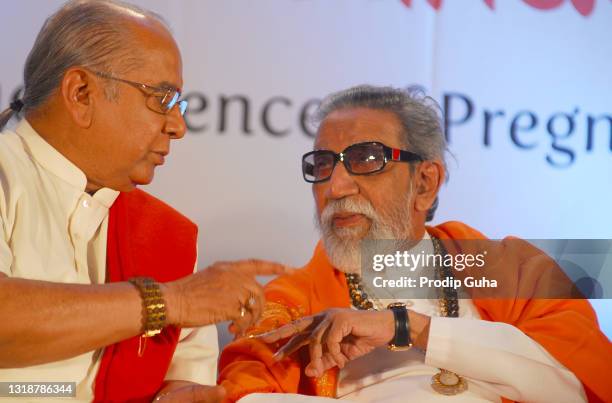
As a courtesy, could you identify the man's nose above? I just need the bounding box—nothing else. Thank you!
[163,106,187,140]
[325,161,359,200]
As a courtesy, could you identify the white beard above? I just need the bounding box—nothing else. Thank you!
[315,186,414,274]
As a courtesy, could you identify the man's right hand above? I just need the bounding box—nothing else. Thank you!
[163,259,288,335]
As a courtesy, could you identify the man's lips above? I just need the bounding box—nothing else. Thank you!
[152,152,167,166]
[332,213,367,227]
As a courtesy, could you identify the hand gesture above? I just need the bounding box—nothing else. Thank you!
[258,308,395,377]
[165,259,288,335]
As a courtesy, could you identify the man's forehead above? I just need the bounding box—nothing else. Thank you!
[314,107,403,150]
[124,18,183,88]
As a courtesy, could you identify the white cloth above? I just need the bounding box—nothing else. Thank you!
[0,120,218,402]
[238,394,345,403]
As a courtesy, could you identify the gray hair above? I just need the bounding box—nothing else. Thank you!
[314,85,448,221]
[0,0,168,129]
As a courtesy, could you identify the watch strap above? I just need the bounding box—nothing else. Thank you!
[387,302,412,351]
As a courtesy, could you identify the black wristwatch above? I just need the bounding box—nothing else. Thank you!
[387,302,413,351]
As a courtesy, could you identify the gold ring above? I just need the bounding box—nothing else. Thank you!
[289,318,303,333]
[239,304,247,318]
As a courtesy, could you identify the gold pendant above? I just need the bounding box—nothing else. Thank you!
[431,369,467,395]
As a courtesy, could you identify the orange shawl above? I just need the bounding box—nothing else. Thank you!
[218,221,612,402]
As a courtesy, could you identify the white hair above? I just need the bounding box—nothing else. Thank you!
[0,0,169,128]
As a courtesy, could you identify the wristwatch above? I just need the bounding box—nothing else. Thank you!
[387,302,413,351]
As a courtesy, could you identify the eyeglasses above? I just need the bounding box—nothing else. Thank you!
[302,141,423,183]
[93,71,188,116]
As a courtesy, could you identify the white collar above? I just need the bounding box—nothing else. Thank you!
[16,119,119,207]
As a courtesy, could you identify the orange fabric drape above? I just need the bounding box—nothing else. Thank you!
[218,221,612,403]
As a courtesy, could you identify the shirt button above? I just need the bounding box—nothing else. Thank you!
[82,199,90,208]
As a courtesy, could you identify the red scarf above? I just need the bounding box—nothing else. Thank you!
[93,189,197,402]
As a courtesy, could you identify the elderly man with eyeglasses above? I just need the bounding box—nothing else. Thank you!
[0,1,286,402]
[218,85,612,403]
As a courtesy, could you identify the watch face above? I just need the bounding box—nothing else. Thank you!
[387,302,407,309]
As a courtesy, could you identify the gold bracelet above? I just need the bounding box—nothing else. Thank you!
[128,277,167,338]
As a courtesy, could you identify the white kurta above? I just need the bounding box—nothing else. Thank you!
[0,120,218,402]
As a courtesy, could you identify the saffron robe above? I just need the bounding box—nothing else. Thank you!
[218,221,612,403]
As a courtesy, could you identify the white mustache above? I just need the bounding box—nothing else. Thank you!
[320,197,377,228]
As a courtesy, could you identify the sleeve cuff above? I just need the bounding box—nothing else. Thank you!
[164,324,219,385]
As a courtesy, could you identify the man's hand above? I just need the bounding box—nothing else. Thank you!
[258,308,393,377]
[153,381,225,403]
[164,260,289,335]
[258,308,431,378]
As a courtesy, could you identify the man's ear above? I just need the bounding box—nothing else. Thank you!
[60,67,97,128]
[413,160,445,215]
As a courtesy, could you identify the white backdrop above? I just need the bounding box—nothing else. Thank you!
[1,0,610,337]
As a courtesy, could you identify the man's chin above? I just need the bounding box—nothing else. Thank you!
[129,170,155,188]
[333,225,369,241]
[324,247,361,274]
[322,234,362,274]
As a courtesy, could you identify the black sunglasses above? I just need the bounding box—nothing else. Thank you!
[302,141,423,183]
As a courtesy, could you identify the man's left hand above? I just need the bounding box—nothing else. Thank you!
[257,308,416,377]
[258,308,432,377]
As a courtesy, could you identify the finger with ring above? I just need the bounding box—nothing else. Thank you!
[247,294,257,308]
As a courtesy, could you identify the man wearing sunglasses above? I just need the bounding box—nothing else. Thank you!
[0,1,286,402]
[218,86,610,402]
